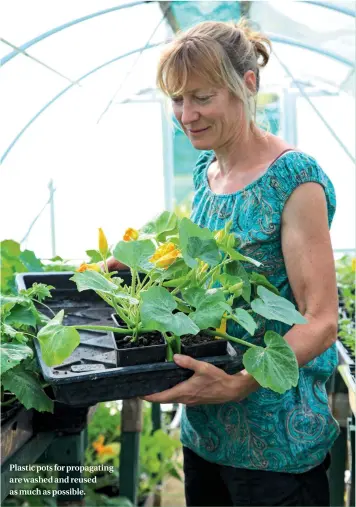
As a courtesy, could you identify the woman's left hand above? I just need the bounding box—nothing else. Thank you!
[141,354,259,406]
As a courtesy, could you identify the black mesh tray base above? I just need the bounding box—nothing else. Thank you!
[17,272,243,406]
[35,338,242,406]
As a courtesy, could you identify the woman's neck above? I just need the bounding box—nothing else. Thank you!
[214,125,272,177]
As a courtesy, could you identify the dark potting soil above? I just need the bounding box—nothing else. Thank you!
[115,332,164,349]
[181,332,215,347]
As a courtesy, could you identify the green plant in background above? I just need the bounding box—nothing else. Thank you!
[139,416,182,500]
[84,401,181,505]
[0,283,55,412]
[335,255,355,356]
[0,240,78,413]
[0,239,76,295]
[1,240,43,295]
[173,195,193,219]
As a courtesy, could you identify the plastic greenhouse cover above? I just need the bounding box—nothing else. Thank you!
[0,1,355,256]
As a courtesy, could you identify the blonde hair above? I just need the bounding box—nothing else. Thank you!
[157,19,271,124]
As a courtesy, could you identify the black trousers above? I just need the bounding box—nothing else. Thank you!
[183,446,331,507]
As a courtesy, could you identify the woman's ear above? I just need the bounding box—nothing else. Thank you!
[244,70,257,94]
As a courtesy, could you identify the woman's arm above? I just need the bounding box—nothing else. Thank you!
[279,181,338,366]
[226,181,338,398]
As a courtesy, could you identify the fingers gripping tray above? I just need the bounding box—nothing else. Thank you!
[16,273,242,406]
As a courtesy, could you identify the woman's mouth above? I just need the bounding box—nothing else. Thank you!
[188,127,210,135]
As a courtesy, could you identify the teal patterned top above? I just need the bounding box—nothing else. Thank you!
[180,150,340,473]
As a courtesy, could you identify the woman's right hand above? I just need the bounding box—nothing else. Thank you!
[101,257,128,272]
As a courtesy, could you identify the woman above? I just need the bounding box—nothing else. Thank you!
[109,20,339,506]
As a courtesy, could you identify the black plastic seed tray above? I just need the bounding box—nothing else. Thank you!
[16,272,243,406]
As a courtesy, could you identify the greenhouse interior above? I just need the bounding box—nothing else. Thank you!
[1,1,355,506]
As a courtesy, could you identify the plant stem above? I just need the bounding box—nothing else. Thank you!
[204,329,257,348]
[21,332,37,339]
[131,269,137,297]
[113,300,133,327]
[97,290,133,327]
[34,299,56,317]
[137,268,155,291]
[1,396,17,406]
[200,258,229,287]
[173,297,190,313]
[74,324,152,335]
[171,271,192,296]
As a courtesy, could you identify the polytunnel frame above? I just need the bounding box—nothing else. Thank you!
[1,1,354,166]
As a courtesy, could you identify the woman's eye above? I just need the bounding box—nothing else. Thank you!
[171,97,183,104]
[196,96,211,103]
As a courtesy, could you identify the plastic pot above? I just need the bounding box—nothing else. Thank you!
[111,314,167,367]
[181,333,228,359]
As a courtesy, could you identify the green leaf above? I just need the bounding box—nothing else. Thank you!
[186,237,221,267]
[156,259,190,283]
[5,304,37,328]
[49,255,64,262]
[0,294,29,307]
[250,272,279,295]
[19,250,44,272]
[21,282,54,302]
[86,249,103,263]
[141,287,199,336]
[1,301,16,321]
[179,218,213,268]
[183,288,231,329]
[113,240,155,271]
[223,245,262,267]
[70,271,136,303]
[232,308,257,335]
[1,264,18,295]
[251,286,307,325]
[243,331,299,393]
[1,365,53,412]
[141,211,178,242]
[226,261,251,303]
[2,323,27,342]
[37,310,80,366]
[1,342,33,374]
[1,239,21,258]
[0,240,28,292]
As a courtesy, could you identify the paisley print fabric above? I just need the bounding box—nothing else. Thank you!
[181,150,340,473]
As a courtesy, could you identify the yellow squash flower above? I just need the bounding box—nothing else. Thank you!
[215,316,227,340]
[92,435,105,452]
[123,228,139,241]
[150,242,180,269]
[92,435,120,457]
[215,317,227,335]
[77,262,101,273]
[98,228,109,256]
[150,242,176,261]
[352,258,356,273]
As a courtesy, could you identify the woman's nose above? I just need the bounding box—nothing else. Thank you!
[181,102,199,125]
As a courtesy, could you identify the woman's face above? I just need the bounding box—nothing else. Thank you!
[171,74,246,151]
